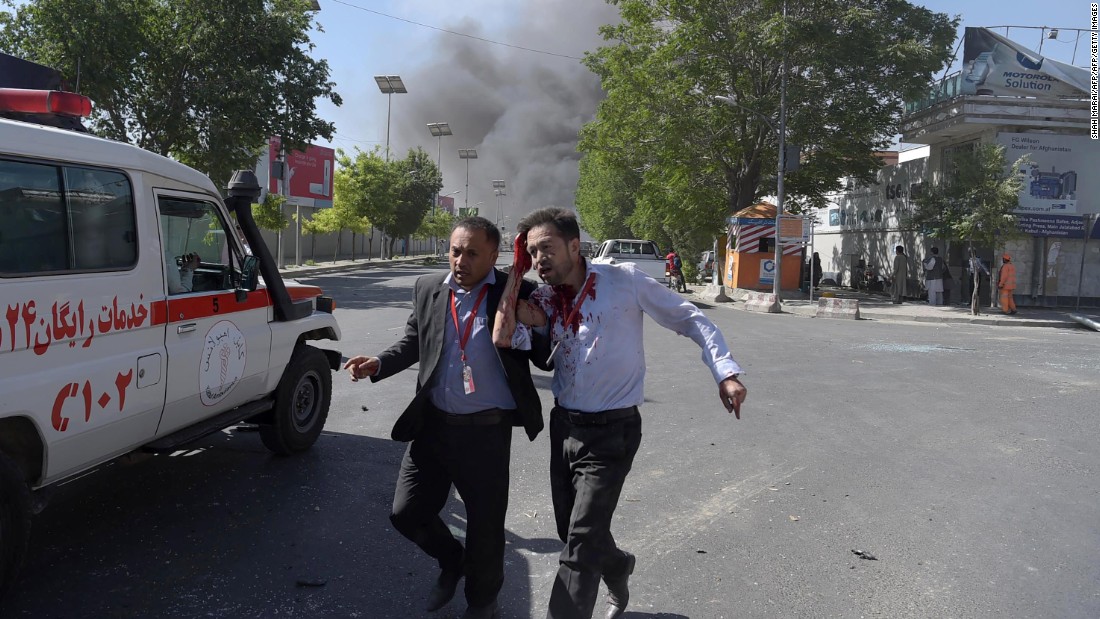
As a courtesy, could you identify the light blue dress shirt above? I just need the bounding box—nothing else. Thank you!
[428,270,517,414]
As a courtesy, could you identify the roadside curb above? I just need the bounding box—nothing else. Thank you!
[689,289,1087,330]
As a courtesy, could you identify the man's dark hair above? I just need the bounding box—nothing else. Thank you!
[454,216,501,247]
[930,247,939,255]
[517,207,580,242]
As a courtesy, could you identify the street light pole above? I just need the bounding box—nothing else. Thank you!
[492,180,506,230]
[772,40,788,312]
[713,9,788,311]
[459,149,478,215]
[374,75,407,162]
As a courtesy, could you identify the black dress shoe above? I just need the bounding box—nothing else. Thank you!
[605,552,636,619]
[425,561,463,612]
[460,600,499,619]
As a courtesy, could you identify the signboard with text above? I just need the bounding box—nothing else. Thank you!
[261,136,335,208]
[997,132,1098,216]
[1016,214,1087,238]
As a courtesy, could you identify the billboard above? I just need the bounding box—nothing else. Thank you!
[996,132,1099,215]
[961,28,1088,100]
[438,195,455,215]
[260,136,335,208]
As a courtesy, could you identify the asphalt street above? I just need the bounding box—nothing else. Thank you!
[4,259,1099,619]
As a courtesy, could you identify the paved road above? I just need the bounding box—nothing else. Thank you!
[5,261,1099,618]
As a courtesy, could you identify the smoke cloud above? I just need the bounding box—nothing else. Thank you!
[391,0,619,230]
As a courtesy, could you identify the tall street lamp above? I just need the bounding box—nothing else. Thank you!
[492,179,506,228]
[374,75,407,161]
[714,83,789,311]
[458,149,478,215]
[427,122,452,171]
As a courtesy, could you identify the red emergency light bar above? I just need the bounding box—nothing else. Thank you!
[0,88,92,117]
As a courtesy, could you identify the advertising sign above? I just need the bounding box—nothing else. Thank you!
[1016,214,1088,238]
[438,195,455,215]
[962,28,1088,100]
[996,132,1099,215]
[264,137,335,208]
[759,258,776,286]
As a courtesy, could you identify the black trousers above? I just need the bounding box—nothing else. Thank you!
[546,407,643,619]
[389,414,513,608]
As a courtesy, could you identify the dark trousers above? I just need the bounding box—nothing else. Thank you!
[389,414,513,608]
[546,407,643,619]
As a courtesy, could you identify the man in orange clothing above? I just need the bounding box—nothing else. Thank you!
[998,253,1017,315]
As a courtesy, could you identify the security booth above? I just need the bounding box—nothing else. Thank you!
[723,202,803,291]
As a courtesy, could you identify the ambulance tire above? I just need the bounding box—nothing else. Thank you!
[0,452,31,598]
[261,345,331,456]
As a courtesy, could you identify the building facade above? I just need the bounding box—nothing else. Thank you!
[812,27,1098,308]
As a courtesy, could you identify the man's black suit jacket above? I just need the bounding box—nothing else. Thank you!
[372,268,547,442]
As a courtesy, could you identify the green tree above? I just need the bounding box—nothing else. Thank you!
[578,0,956,242]
[387,147,443,256]
[0,0,341,186]
[413,210,455,244]
[910,143,1026,314]
[252,192,289,231]
[333,147,395,257]
[575,151,639,241]
[301,205,370,263]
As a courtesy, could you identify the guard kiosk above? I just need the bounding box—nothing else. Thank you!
[723,202,803,291]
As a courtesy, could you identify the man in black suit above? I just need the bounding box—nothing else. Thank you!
[344,217,545,619]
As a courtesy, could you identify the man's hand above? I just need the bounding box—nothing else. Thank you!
[343,355,380,382]
[181,253,201,270]
[718,376,747,419]
[516,299,547,327]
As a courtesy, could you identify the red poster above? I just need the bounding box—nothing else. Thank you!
[268,136,335,201]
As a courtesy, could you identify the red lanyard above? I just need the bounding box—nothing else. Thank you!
[449,285,489,363]
[559,273,597,329]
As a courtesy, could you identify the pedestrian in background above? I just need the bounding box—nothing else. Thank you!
[892,245,908,304]
[923,246,944,305]
[967,249,989,315]
[343,217,546,619]
[517,207,747,619]
[998,252,1017,315]
[812,251,823,288]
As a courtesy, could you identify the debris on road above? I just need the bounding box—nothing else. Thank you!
[851,549,878,561]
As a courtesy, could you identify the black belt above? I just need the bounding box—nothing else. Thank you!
[553,405,638,426]
[444,408,510,426]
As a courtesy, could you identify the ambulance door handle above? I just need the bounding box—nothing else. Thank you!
[177,323,197,334]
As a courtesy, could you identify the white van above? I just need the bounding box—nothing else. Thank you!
[0,87,341,596]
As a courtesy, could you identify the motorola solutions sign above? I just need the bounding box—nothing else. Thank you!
[962,28,1088,100]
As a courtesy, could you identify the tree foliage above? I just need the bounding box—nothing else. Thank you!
[333,146,442,256]
[0,0,341,186]
[413,210,455,242]
[576,0,957,257]
[252,192,289,231]
[910,143,1026,248]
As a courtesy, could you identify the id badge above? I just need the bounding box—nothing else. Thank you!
[462,364,476,395]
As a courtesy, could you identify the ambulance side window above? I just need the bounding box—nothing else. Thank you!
[0,159,136,276]
[158,197,234,294]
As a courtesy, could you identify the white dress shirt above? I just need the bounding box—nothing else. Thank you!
[530,260,742,413]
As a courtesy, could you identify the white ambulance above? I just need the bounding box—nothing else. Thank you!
[0,87,342,596]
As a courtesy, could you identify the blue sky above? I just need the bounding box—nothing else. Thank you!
[307,0,1090,215]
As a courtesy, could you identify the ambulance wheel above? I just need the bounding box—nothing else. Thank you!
[0,452,31,598]
[261,345,331,456]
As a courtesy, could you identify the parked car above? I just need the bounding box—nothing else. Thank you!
[698,250,716,283]
[591,239,668,284]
